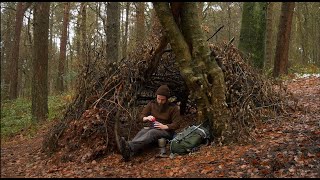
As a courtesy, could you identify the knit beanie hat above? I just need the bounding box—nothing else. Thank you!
[156,85,170,98]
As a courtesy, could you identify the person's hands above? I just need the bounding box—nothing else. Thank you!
[143,115,155,122]
[153,121,169,130]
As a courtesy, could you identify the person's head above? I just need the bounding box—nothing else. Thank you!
[155,85,170,111]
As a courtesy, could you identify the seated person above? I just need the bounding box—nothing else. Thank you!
[119,84,181,161]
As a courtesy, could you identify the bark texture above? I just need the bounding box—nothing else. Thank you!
[238,2,267,70]
[57,2,70,93]
[273,2,295,77]
[264,2,275,71]
[32,2,50,122]
[154,2,231,142]
[106,2,120,63]
[8,2,31,100]
[136,2,145,46]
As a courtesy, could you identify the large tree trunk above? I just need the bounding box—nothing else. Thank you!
[154,2,231,143]
[57,2,70,93]
[7,2,31,100]
[106,2,120,64]
[273,2,295,77]
[32,2,50,122]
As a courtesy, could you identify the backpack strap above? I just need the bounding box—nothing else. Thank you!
[195,127,208,139]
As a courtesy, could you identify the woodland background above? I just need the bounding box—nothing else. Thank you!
[0,2,320,178]
[1,2,319,104]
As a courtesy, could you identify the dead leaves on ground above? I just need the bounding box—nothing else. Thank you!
[1,76,319,178]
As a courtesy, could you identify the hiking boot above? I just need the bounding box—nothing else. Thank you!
[120,137,131,162]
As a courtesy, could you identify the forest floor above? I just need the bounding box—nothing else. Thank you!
[1,75,319,178]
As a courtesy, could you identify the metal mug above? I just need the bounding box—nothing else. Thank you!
[158,138,167,154]
[158,138,166,147]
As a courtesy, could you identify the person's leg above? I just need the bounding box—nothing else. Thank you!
[120,128,150,161]
[128,129,171,153]
[120,129,173,161]
[131,128,149,142]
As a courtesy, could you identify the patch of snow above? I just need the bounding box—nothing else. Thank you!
[294,73,320,79]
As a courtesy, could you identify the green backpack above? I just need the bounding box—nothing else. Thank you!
[169,123,210,155]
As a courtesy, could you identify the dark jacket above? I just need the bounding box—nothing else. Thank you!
[140,100,181,131]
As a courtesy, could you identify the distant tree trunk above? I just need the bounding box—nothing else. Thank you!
[136,2,145,46]
[238,2,267,70]
[154,2,231,143]
[2,5,15,99]
[67,40,73,92]
[255,2,268,70]
[302,3,311,64]
[48,3,54,94]
[264,2,274,71]
[122,2,130,58]
[227,2,232,40]
[21,9,33,98]
[106,2,120,63]
[93,3,99,53]
[80,2,88,65]
[317,6,320,66]
[7,2,31,100]
[273,2,295,77]
[75,7,81,63]
[238,2,255,63]
[32,2,50,122]
[296,4,307,64]
[57,2,70,93]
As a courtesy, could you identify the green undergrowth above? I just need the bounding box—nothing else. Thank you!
[1,93,73,141]
[264,63,320,79]
[289,63,320,75]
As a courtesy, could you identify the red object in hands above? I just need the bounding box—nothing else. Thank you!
[150,117,158,128]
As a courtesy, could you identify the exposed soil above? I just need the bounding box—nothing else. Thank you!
[1,76,319,178]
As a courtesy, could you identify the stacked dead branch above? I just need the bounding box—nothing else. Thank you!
[42,33,295,163]
[211,43,296,142]
[41,22,188,162]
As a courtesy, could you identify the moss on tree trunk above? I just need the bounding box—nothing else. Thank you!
[154,2,231,143]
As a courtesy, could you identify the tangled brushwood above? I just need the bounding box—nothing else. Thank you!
[211,43,296,142]
[42,35,296,162]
